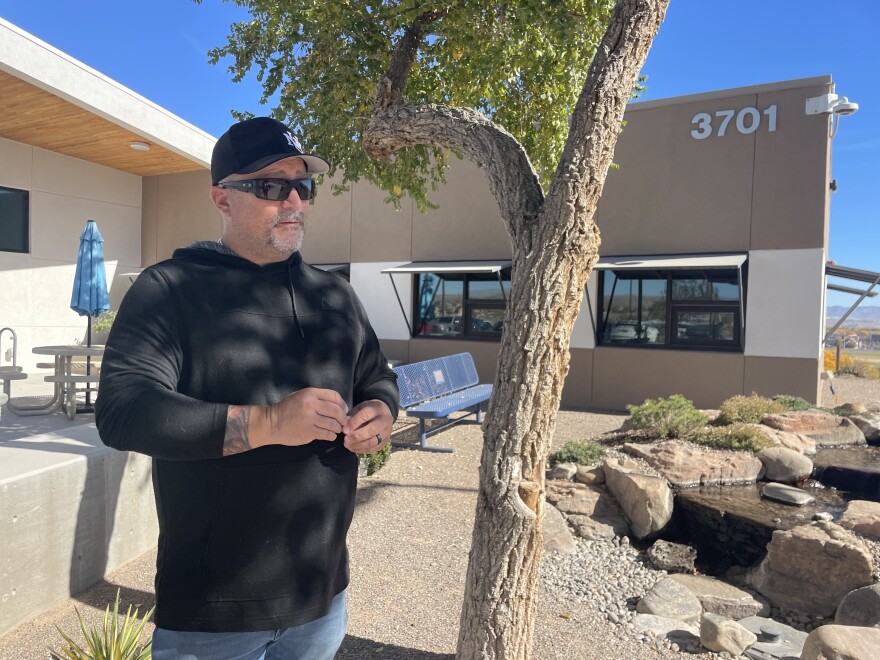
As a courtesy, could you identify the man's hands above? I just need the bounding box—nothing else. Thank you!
[239,388,392,454]
[342,399,394,455]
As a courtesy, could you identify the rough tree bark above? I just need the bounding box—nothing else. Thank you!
[363,1,669,658]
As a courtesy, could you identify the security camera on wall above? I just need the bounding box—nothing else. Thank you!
[806,93,859,137]
[831,98,859,116]
[805,93,860,116]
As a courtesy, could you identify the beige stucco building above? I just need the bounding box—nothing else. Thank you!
[2,19,838,414]
[0,16,852,638]
[154,79,836,410]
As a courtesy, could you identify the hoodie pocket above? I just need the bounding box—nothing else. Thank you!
[202,451,356,603]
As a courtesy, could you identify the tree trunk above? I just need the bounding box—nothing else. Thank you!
[455,2,669,658]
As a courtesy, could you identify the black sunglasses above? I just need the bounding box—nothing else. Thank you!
[217,177,317,201]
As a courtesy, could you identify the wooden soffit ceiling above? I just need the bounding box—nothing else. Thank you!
[0,70,206,177]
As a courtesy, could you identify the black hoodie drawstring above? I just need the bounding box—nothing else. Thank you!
[288,264,305,338]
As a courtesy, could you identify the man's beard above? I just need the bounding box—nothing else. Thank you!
[268,210,306,253]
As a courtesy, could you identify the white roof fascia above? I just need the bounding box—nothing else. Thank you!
[0,18,215,168]
[382,260,512,274]
[594,254,748,270]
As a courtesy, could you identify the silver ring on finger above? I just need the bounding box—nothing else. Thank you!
[375,433,382,446]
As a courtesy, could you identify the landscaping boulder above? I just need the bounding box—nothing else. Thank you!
[747,521,874,617]
[838,500,880,540]
[807,417,867,447]
[647,540,696,574]
[801,624,880,660]
[636,576,703,625]
[700,612,757,656]
[631,613,699,646]
[851,413,880,442]
[671,574,768,619]
[550,462,577,481]
[835,584,880,628]
[602,457,673,539]
[622,440,763,488]
[738,616,808,658]
[542,503,577,554]
[762,411,866,447]
[574,464,604,485]
[757,424,817,455]
[762,482,816,506]
[757,446,813,483]
[762,410,845,433]
[544,481,629,540]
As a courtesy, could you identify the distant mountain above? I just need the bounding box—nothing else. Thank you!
[826,305,880,321]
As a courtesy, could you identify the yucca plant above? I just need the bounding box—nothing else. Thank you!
[50,589,154,660]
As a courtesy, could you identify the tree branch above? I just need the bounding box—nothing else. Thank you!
[364,104,544,238]
[372,10,446,113]
[547,0,669,211]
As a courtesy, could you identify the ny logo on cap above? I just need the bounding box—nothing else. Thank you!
[283,131,302,151]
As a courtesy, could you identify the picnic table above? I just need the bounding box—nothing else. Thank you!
[31,345,103,420]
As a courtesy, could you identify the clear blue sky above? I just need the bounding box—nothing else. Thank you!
[2,1,877,306]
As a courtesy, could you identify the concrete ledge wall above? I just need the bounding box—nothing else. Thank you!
[0,424,157,638]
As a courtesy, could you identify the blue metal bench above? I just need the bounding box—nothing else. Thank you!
[393,352,493,452]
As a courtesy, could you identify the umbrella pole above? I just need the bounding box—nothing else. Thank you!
[80,318,95,413]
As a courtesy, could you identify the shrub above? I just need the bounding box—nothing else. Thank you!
[717,393,786,425]
[361,445,392,475]
[838,360,880,380]
[688,423,775,453]
[549,440,605,467]
[92,311,117,334]
[823,351,855,374]
[51,589,153,660]
[772,394,813,411]
[626,394,708,439]
[831,404,863,417]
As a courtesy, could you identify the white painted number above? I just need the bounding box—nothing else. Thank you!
[736,107,760,134]
[691,112,712,139]
[690,105,778,139]
[763,104,777,132]
[715,109,734,136]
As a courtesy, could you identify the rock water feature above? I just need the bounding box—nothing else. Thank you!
[673,483,851,573]
[544,402,880,659]
[813,446,880,498]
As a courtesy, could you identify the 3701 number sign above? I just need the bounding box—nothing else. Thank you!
[691,105,777,139]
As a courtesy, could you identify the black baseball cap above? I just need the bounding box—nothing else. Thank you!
[211,117,330,185]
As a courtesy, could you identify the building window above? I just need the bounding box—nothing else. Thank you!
[414,269,511,340]
[0,186,29,253]
[599,267,743,350]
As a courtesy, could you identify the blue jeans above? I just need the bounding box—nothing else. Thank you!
[151,590,347,660]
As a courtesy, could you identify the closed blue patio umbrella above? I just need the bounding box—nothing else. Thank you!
[70,219,110,410]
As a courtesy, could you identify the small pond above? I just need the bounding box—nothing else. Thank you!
[665,446,880,574]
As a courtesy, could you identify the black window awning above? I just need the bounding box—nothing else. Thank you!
[594,253,747,271]
[381,260,512,337]
[382,260,511,274]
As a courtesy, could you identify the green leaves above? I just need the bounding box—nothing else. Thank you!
[201,0,616,207]
[50,590,154,660]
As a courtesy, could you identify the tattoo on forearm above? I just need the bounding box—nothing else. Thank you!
[224,405,252,456]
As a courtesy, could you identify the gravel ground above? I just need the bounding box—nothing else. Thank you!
[1,376,877,659]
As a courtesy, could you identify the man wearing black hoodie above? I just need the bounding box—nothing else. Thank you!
[95,117,399,659]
